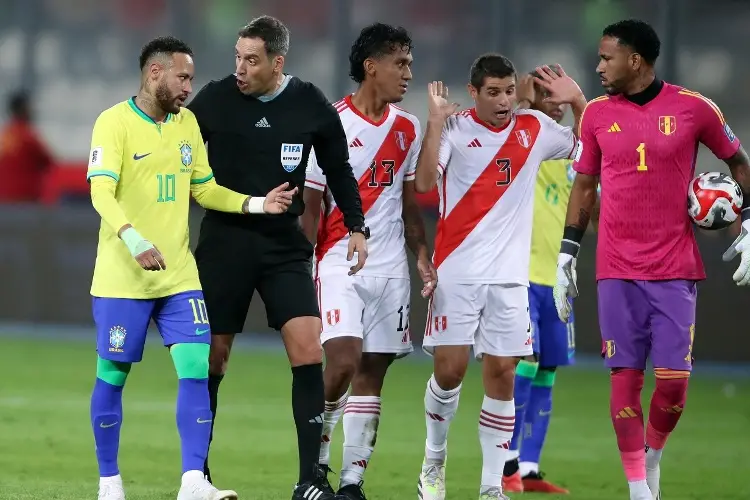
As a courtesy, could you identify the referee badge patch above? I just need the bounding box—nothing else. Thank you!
[280,143,303,172]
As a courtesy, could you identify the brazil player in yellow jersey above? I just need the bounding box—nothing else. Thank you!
[87,36,296,500]
[502,68,600,494]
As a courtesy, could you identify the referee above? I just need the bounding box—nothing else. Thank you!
[187,16,368,500]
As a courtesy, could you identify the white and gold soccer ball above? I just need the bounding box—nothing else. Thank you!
[687,172,742,230]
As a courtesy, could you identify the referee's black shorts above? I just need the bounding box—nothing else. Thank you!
[195,213,320,333]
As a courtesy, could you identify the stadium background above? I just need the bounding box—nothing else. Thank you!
[1,2,749,499]
[1,0,750,362]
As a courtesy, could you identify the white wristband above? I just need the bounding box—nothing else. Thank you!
[120,227,153,257]
[245,196,266,214]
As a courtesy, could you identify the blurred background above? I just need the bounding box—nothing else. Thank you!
[1,0,750,363]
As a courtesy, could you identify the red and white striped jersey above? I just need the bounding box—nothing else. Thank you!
[434,108,577,285]
[305,95,421,278]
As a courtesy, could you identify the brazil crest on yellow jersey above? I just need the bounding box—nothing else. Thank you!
[87,99,214,299]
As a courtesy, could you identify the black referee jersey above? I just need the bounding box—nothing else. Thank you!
[187,73,364,229]
[187,74,364,333]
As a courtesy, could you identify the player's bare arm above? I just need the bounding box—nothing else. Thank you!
[300,187,323,245]
[414,81,458,193]
[724,145,750,197]
[402,180,437,297]
[565,173,599,232]
[515,74,535,109]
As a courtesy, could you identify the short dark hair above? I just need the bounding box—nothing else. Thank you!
[238,16,290,56]
[139,36,193,70]
[7,91,28,117]
[470,53,516,89]
[603,19,661,65]
[349,23,413,84]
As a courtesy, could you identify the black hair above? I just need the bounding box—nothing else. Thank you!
[602,19,661,65]
[470,53,516,89]
[139,36,193,70]
[349,23,413,84]
[7,91,28,117]
[238,16,290,56]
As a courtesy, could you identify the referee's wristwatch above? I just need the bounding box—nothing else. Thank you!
[349,225,371,239]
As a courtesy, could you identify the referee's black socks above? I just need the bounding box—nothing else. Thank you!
[204,373,224,479]
[291,363,326,484]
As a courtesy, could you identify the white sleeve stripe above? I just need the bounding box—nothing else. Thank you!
[437,163,446,175]
[404,172,416,179]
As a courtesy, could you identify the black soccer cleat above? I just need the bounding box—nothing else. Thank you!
[337,482,368,500]
[316,464,337,495]
[291,482,340,500]
[291,464,340,500]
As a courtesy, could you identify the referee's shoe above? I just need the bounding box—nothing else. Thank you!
[292,464,343,499]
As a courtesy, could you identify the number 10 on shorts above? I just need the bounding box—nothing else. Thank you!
[189,298,209,325]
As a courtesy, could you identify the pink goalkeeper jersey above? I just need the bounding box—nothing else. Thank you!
[574,83,741,281]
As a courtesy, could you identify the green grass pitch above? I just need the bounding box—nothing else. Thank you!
[0,337,748,499]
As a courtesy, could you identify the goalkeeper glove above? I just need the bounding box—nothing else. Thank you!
[553,252,578,322]
[722,219,750,285]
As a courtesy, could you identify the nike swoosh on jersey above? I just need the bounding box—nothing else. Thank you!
[195,328,209,335]
[196,418,212,424]
[133,153,151,160]
[100,421,119,428]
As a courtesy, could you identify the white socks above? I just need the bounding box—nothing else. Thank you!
[478,396,515,489]
[340,396,381,487]
[319,391,348,465]
[424,374,461,463]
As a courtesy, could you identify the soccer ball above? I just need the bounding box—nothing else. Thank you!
[687,172,742,230]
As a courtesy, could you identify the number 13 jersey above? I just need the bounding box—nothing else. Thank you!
[305,95,421,278]
[434,108,577,285]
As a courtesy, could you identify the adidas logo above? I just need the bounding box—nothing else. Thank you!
[308,413,323,424]
[467,138,482,147]
[608,122,622,132]
[349,137,363,148]
[297,484,325,500]
[255,117,270,128]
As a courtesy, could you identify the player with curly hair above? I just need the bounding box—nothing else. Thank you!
[301,22,436,500]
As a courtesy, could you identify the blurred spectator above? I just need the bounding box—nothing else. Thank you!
[0,91,54,202]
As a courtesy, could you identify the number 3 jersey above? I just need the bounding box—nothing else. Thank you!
[434,108,577,285]
[305,95,421,278]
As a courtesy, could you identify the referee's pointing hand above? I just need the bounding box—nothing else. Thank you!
[263,182,298,214]
[347,232,368,276]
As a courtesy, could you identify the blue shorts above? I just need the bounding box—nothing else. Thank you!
[528,283,575,367]
[92,290,211,363]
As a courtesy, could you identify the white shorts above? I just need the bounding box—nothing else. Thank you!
[316,275,413,357]
[422,283,533,359]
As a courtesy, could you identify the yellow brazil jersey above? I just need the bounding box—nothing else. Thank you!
[87,98,214,299]
[529,159,576,287]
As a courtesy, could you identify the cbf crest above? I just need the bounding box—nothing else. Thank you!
[109,325,127,353]
[658,116,676,136]
[280,143,303,172]
[179,141,193,167]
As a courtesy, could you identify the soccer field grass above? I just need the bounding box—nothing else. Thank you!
[0,337,748,500]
